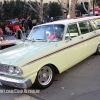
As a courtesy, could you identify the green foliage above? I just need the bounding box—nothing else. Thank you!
[76,2,89,14]
[2,0,37,20]
[1,0,63,21]
[95,0,100,7]
[43,3,49,19]
[48,2,63,17]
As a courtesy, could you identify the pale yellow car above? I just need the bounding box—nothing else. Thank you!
[0,16,100,89]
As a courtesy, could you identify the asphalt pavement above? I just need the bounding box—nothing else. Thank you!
[0,35,100,100]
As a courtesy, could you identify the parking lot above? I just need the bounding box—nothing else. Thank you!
[0,35,100,100]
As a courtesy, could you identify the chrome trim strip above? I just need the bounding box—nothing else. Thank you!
[22,34,100,67]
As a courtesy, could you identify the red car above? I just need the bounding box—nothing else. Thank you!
[0,19,25,34]
[5,19,22,32]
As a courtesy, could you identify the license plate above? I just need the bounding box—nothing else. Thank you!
[0,82,2,86]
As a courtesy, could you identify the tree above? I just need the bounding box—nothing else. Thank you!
[68,0,77,18]
[3,0,25,19]
[76,2,89,14]
[57,0,77,18]
[48,2,62,18]
[3,0,11,19]
[25,0,44,21]
[58,0,68,18]
[0,2,3,20]
[68,0,92,18]
[43,3,49,19]
[2,0,35,20]
[80,0,91,15]
[93,0,99,7]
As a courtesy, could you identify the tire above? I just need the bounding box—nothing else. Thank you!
[33,65,55,89]
[95,44,100,55]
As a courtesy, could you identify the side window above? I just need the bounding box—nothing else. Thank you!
[93,18,100,29]
[66,24,79,39]
[90,20,97,30]
[79,21,93,34]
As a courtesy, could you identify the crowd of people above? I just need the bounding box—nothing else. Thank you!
[0,15,56,50]
[0,15,59,50]
[0,15,55,41]
[21,15,54,38]
[22,15,54,33]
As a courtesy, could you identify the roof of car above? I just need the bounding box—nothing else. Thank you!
[39,16,100,26]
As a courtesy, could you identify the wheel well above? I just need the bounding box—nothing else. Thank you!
[45,64,60,74]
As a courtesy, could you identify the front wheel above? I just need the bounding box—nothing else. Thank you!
[34,65,55,89]
[95,44,100,55]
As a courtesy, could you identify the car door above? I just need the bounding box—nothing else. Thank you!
[92,18,100,42]
[61,23,85,70]
[78,20,98,56]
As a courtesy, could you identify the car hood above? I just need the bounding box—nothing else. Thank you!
[0,41,51,65]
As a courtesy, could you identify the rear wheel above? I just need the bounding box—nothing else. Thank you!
[95,44,100,55]
[34,65,55,89]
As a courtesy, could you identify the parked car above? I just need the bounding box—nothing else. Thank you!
[0,16,100,89]
[5,19,24,32]
[54,16,63,21]
[0,19,25,33]
[90,7,100,15]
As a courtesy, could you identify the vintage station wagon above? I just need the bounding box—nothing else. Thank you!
[0,16,100,89]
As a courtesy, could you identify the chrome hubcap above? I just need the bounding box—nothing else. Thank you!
[38,66,52,86]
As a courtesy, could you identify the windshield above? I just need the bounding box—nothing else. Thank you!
[27,24,65,42]
[12,20,16,24]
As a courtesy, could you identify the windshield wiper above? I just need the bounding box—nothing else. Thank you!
[24,38,31,42]
[36,39,47,41]
[36,39,44,40]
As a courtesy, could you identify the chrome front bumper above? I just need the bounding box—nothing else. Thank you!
[0,75,32,88]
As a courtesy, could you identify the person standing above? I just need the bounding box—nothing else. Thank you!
[14,18,20,25]
[46,15,51,22]
[24,16,32,37]
[50,17,54,22]
[5,26,13,35]
[14,18,22,39]
[27,17,32,30]
[0,28,4,41]
[23,17,29,33]
[0,28,4,50]
[32,19,37,27]
[14,18,20,32]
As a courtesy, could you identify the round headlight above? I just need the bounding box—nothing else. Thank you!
[15,68,20,74]
[8,66,14,74]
